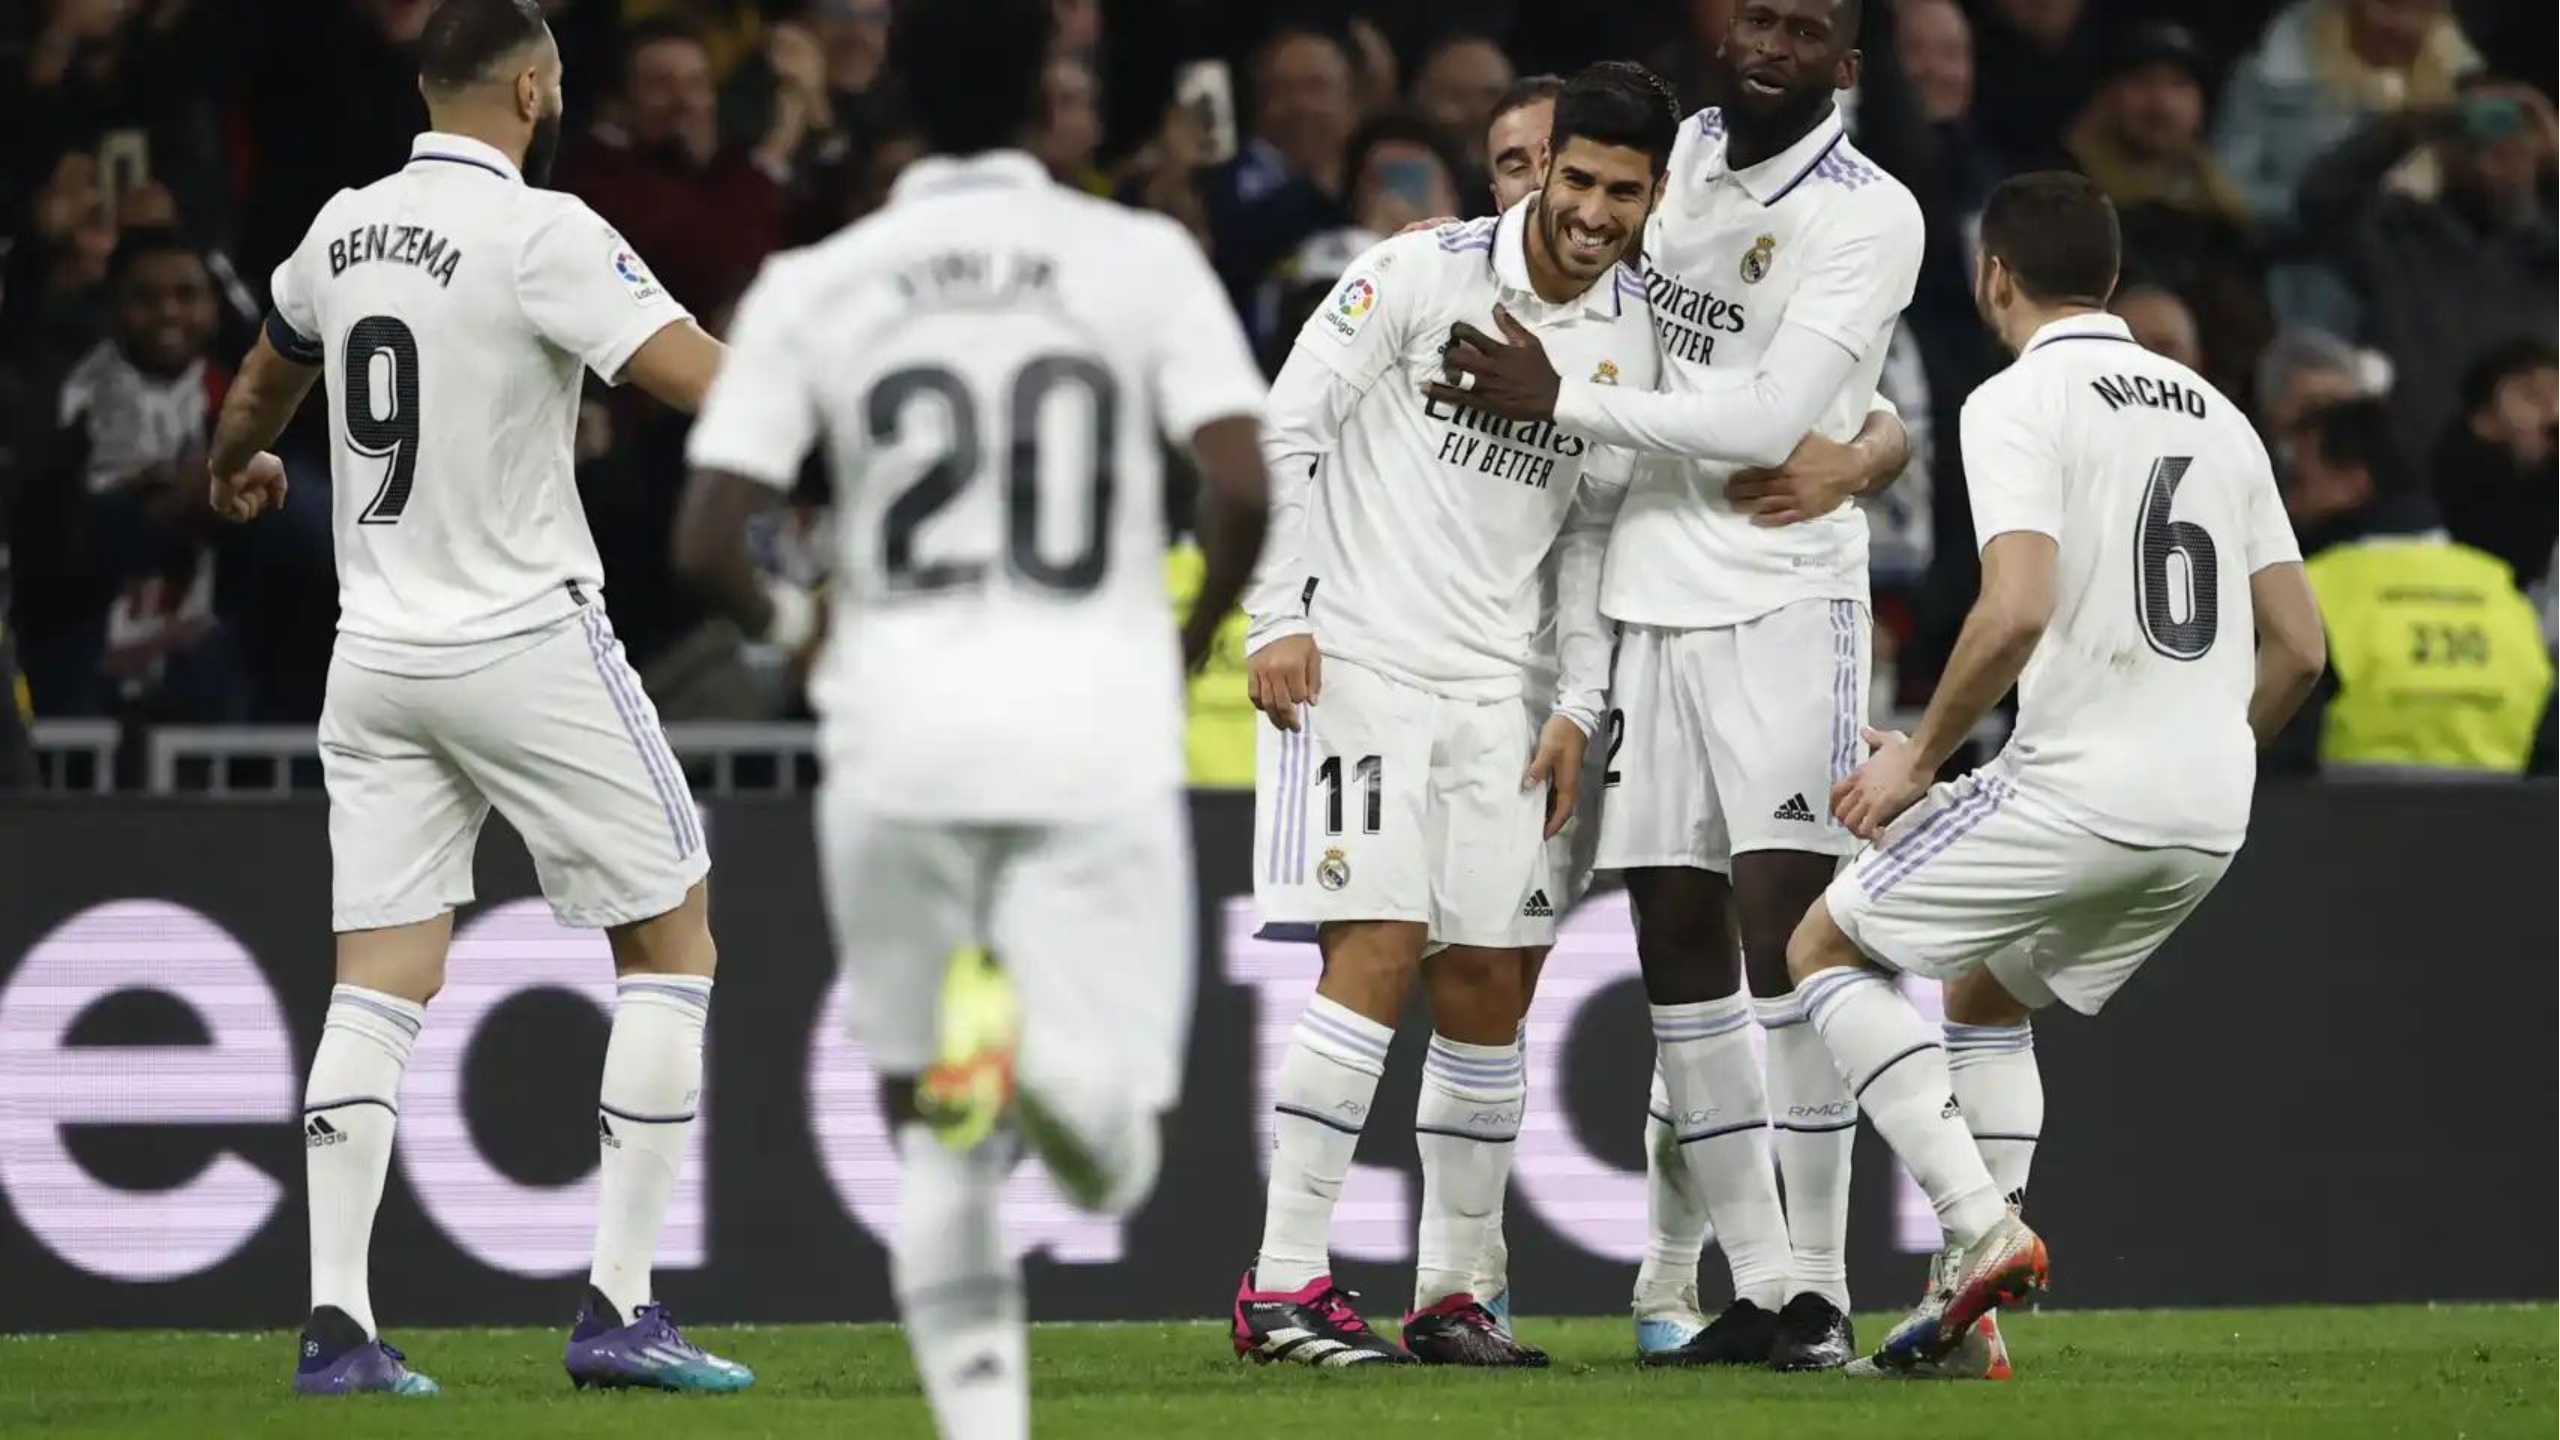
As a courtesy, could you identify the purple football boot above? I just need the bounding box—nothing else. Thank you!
[292,1306,439,1397]
[563,1286,755,1392]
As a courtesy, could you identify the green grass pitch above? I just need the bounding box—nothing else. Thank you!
[4,1305,2550,1438]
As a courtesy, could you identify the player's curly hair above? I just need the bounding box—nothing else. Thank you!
[893,0,1055,156]
[1552,61,1681,177]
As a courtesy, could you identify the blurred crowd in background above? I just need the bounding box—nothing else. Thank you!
[0,0,2553,787]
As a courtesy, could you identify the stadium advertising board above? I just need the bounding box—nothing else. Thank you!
[1,785,2551,1330]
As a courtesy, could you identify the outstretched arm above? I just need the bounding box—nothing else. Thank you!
[206,330,320,521]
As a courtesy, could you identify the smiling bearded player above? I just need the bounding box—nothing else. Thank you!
[1230,61,1672,1369]
[1435,0,1925,1372]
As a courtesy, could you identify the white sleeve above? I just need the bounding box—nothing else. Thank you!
[1146,221,1268,440]
[1552,319,1861,467]
[1242,350,1362,651]
[1550,452,1633,733]
[1784,197,1925,358]
[2235,418,2303,573]
[264,206,330,364]
[1288,237,1414,394]
[1959,388,2065,547]
[684,259,815,491]
[517,199,692,383]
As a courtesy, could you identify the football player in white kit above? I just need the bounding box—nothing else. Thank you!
[1230,63,1670,1369]
[672,2,1271,1434]
[1438,0,1923,1371]
[1791,172,2327,1376]
[1465,72,1914,1360]
[205,0,750,1398]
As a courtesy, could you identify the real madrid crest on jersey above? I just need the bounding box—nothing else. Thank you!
[1740,233,1777,285]
[1592,360,1621,386]
[1317,847,1351,890]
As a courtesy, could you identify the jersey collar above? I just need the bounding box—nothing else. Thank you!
[892,149,1052,203]
[406,132,523,184]
[1491,197,1625,319]
[2023,311,2138,354]
[1708,106,1847,207]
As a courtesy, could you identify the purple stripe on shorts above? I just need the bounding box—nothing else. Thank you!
[582,611,693,861]
[1854,781,1980,885]
[1266,729,1290,884]
[1278,728,1301,882]
[1860,781,2010,900]
[595,612,700,855]
[1292,728,1311,882]
[1830,601,1857,789]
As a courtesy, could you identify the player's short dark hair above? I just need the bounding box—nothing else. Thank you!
[106,225,203,290]
[1980,172,2121,306]
[1493,74,1566,123]
[2458,337,2560,417]
[1550,61,1680,177]
[2304,399,2412,495]
[893,0,1054,155]
[418,0,548,92]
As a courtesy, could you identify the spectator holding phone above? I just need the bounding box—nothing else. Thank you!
[2298,72,2559,461]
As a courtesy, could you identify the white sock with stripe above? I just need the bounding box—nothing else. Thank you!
[589,973,711,1321]
[1799,967,2005,1246]
[304,984,425,1338]
[1760,993,1856,1311]
[1414,1033,1524,1311]
[1946,1020,2042,1207]
[895,1124,1027,1440]
[1652,997,1791,1310]
[1255,995,1390,1292]
[1472,1018,1529,1303]
[1634,1065,1713,1308]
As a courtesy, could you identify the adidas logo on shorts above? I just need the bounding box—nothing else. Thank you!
[1521,889,1554,919]
[1772,793,1818,823]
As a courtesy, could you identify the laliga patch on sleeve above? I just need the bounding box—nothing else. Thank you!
[1316,273,1379,346]
[610,242,664,304]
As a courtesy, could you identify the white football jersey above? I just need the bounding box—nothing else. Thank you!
[1581,106,1923,628]
[268,132,690,677]
[686,150,1266,822]
[1963,312,2301,852]
[1244,202,1658,713]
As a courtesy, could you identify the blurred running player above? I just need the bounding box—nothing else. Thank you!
[207,0,744,1398]
[674,0,1271,1433]
[1232,62,1670,1369]
[1796,172,2326,1375]
[1437,0,1920,1371]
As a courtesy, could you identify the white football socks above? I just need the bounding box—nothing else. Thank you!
[1651,997,1789,1310]
[1255,995,1390,1292]
[1634,1065,1713,1308]
[1414,1032,1524,1311]
[1946,1020,2042,1206]
[1472,1019,1529,1303]
[589,973,711,1320]
[895,1125,1027,1440]
[1760,993,1855,1311]
[1799,967,2005,1246]
[303,984,424,1338]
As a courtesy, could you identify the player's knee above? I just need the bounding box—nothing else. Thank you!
[607,886,717,978]
[1783,901,1851,987]
[1942,965,2032,1027]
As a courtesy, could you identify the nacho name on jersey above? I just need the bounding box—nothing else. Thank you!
[328,222,462,289]
[1421,389,1587,490]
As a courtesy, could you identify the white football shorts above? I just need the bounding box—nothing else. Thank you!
[816,788,1195,1112]
[320,608,709,932]
[1254,658,1553,949]
[1826,771,2234,1015]
[1596,599,1870,872]
[1529,696,1612,916]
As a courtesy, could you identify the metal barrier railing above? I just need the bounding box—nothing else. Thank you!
[131,722,822,797]
[28,719,118,795]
